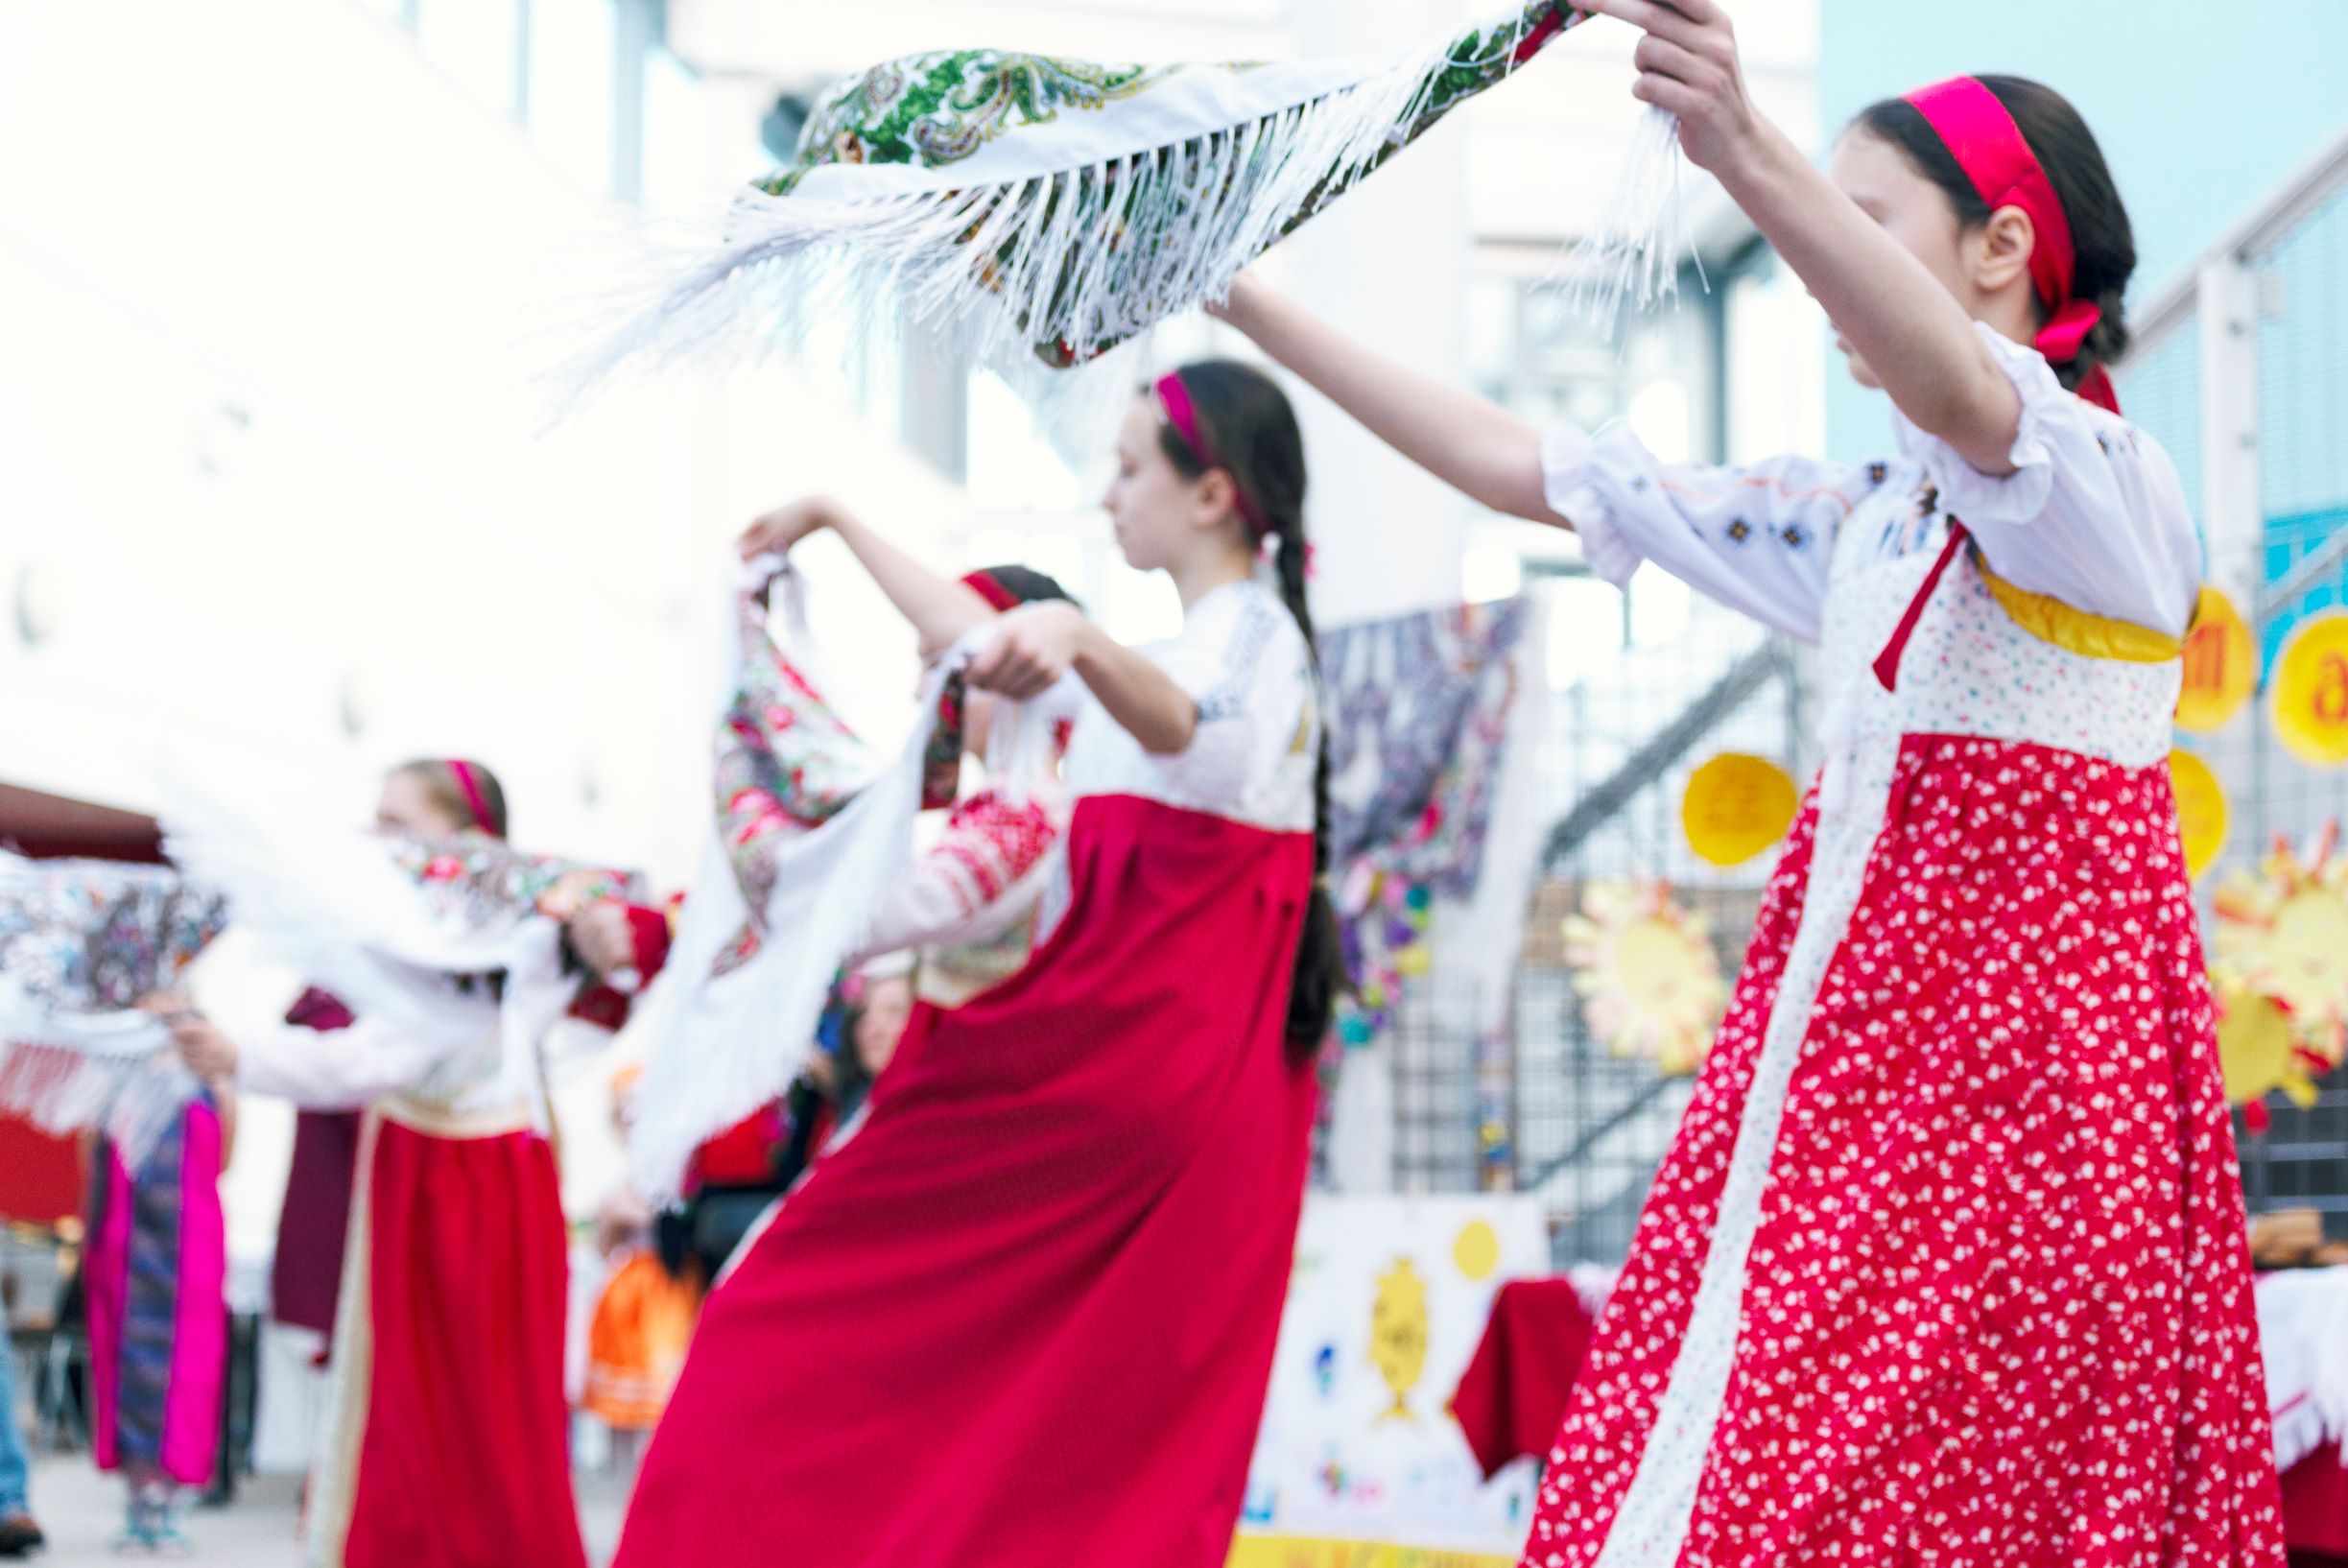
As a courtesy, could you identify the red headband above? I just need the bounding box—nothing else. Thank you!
[446,759,501,838]
[1902,76,2119,414]
[961,569,1021,613]
[1153,371,1273,537]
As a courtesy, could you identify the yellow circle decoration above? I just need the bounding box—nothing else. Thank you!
[1681,753,1799,867]
[2174,585,2255,733]
[1452,1220,1501,1282]
[2168,749,2229,880]
[2270,611,2348,767]
[1563,882,1728,1077]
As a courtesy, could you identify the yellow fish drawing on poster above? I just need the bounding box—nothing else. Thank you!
[1370,1257,1429,1423]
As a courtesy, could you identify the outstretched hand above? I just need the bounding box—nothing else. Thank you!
[139,993,240,1082]
[964,602,1091,701]
[563,900,641,980]
[738,496,849,562]
[1584,0,1759,176]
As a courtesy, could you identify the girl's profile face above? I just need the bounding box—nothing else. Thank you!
[1827,127,1977,392]
[853,973,913,1077]
[1102,396,1207,574]
[376,770,464,839]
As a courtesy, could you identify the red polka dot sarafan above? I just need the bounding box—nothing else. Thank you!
[1521,490,2286,1567]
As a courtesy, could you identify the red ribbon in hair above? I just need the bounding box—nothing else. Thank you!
[445,759,501,838]
[961,569,1021,612]
[1153,371,1273,537]
[1902,76,2120,415]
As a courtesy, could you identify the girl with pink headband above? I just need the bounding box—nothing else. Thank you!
[613,363,1341,1567]
[1216,5,2281,1562]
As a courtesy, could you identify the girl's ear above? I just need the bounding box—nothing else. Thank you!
[1972,204,2038,298]
[1194,467,1240,530]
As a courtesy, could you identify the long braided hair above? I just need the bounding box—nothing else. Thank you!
[1153,359,1349,1053]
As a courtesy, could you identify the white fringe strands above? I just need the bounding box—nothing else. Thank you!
[566,3,1605,395]
[617,562,936,1203]
[0,853,226,1173]
[1561,104,1698,339]
[0,1000,204,1178]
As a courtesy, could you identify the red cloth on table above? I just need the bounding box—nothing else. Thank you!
[614,796,1318,1568]
[2285,1441,2348,1565]
[1451,1277,1597,1480]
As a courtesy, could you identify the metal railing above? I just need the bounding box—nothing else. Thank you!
[2124,124,2348,1236]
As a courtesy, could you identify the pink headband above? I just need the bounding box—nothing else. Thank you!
[1153,371,1273,537]
[1902,76,2119,414]
[446,759,501,838]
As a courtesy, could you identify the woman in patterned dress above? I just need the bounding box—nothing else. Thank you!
[1216,5,2283,1562]
[612,360,1344,1568]
[83,1069,234,1552]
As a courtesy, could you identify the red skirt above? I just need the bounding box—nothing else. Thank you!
[309,1101,585,1568]
[1525,737,2285,1567]
[615,795,1318,1568]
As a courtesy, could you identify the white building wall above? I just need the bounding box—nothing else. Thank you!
[0,0,968,1264]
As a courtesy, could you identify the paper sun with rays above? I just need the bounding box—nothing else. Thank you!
[2213,822,2348,1074]
[1562,880,1726,1078]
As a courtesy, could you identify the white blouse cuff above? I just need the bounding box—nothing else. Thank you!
[1892,321,2072,526]
[1541,423,1641,589]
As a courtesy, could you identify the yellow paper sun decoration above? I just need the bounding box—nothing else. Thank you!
[2211,979,2322,1116]
[1562,881,1728,1078]
[2213,821,2348,1091]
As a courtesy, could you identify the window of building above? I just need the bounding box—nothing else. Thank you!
[415,0,524,120]
[527,0,617,193]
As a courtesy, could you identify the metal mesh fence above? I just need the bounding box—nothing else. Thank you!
[1514,583,1800,1266]
[1376,576,1806,1267]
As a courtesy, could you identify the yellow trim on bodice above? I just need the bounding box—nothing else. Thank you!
[376,1091,535,1141]
[1973,552,2190,664]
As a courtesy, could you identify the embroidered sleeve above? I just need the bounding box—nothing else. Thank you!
[1890,321,2200,638]
[1541,425,1882,644]
[856,788,1064,959]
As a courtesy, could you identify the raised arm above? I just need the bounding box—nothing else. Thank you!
[1217,271,1869,643]
[739,497,999,657]
[1211,275,1556,525]
[967,602,1199,756]
[1587,0,2022,475]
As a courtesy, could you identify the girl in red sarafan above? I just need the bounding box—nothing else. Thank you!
[1217,2,2284,1562]
[614,361,1344,1568]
